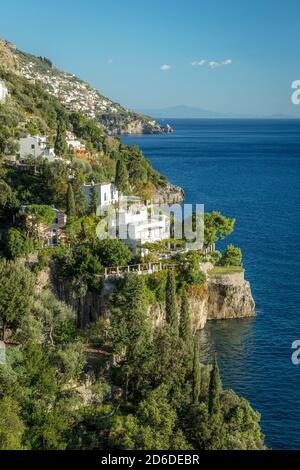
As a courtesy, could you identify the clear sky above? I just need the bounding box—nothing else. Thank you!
[1,0,300,116]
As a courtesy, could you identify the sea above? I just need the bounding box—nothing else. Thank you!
[121,118,300,450]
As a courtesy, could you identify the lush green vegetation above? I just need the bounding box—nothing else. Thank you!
[219,244,243,267]
[0,65,262,451]
[0,261,265,450]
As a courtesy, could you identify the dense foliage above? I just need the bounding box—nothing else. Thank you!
[0,66,262,451]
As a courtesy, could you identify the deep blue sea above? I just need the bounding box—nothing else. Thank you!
[122,119,300,450]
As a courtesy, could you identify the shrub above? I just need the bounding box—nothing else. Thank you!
[220,245,242,267]
[145,270,168,303]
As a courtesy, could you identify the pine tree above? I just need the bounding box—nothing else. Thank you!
[66,183,76,219]
[89,184,98,215]
[54,119,67,157]
[179,289,193,353]
[208,354,222,415]
[115,158,129,194]
[192,341,201,405]
[165,269,178,334]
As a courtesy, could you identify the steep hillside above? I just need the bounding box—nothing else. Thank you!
[0,37,172,135]
[0,66,183,204]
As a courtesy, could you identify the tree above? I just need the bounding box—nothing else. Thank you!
[88,184,98,215]
[27,204,56,226]
[220,244,242,267]
[54,118,67,157]
[185,251,206,286]
[221,390,266,450]
[0,260,35,341]
[192,341,201,405]
[6,228,34,260]
[165,270,178,334]
[152,326,188,390]
[204,211,235,247]
[208,355,222,415]
[0,180,12,207]
[0,397,24,450]
[110,274,152,401]
[115,158,129,194]
[72,177,87,217]
[179,289,193,355]
[112,385,190,450]
[66,183,76,219]
[31,289,76,347]
[96,238,132,267]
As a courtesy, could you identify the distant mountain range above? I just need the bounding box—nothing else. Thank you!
[136,104,297,119]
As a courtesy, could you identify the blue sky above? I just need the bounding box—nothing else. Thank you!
[1,0,300,116]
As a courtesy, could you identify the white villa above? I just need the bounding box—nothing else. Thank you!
[17,135,57,163]
[0,81,8,102]
[84,181,119,209]
[84,182,170,253]
[109,197,170,254]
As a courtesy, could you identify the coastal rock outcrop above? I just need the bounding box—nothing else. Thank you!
[53,269,255,330]
[207,271,255,321]
[149,271,255,331]
[153,182,185,204]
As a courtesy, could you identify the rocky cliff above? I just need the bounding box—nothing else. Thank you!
[52,269,255,330]
[150,271,255,331]
[207,271,255,321]
[153,182,185,204]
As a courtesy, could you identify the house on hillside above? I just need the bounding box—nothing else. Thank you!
[17,135,57,163]
[110,197,170,254]
[21,205,67,247]
[84,181,119,210]
[84,182,170,254]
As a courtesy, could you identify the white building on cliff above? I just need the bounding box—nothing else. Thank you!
[114,199,170,253]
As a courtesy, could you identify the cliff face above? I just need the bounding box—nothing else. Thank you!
[153,182,185,204]
[53,270,255,330]
[207,272,255,321]
[149,271,255,331]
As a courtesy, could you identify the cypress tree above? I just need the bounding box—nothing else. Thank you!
[54,119,67,157]
[72,177,87,217]
[208,354,222,415]
[89,184,98,215]
[179,288,193,353]
[192,340,201,405]
[66,183,76,219]
[165,269,178,334]
[115,158,129,194]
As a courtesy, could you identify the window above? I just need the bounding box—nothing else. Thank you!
[104,193,107,201]
[31,144,35,149]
